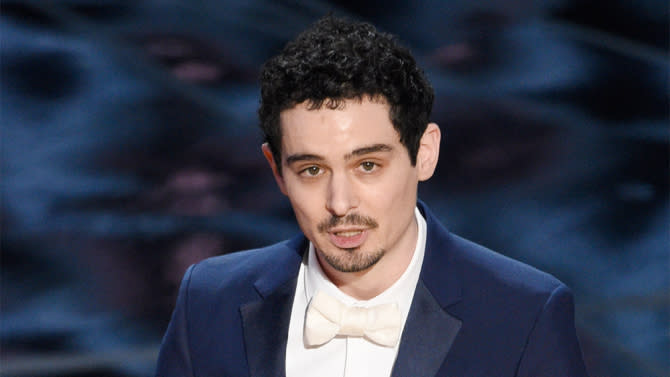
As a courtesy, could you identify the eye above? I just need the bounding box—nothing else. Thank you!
[360,161,377,172]
[301,165,322,177]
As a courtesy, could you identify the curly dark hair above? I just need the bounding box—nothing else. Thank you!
[258,16,434,172]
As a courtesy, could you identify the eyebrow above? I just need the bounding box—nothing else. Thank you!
[285,153,324,166]
[284,144,393,166]
[344,144,393,160]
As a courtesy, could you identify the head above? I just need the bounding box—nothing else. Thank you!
[258,17,440,291]
[259,16,434,173]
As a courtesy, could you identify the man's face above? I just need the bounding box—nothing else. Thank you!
[263,98,439,278]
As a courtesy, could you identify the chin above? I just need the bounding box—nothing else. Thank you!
[319,247,386,273]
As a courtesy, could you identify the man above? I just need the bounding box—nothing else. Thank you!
[156,16,588,377]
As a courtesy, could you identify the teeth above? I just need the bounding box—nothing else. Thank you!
[335,231,362,237]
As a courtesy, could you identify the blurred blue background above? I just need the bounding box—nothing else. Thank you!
[1,1,668,376]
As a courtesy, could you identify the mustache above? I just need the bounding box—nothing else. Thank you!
[317,213,379,233]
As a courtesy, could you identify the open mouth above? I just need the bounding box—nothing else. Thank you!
[328,229,368,249]
[333,230,363,237]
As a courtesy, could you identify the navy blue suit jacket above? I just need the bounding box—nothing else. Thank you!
[156,202,588,376]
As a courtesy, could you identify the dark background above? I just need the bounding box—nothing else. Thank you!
[1,1,668,376]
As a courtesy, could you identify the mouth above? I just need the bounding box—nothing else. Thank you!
[332,229,363,236]
[328,228,369,249]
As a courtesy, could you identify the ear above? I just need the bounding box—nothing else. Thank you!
[262,143,288,195]
[416,123,441,181]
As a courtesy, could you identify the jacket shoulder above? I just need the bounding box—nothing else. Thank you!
[449,233,565,297]
[420,201,565,300]
[184,236,305,301]
[429,233,583,372]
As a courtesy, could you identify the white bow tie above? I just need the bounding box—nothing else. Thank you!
[303,291,402,347]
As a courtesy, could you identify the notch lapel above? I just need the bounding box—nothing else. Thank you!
[391,281,462,377]
[240,277,297,377]
[390,201,465,376]
[240,236,306,377]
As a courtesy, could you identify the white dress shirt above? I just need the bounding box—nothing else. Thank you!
[286,207,427,377]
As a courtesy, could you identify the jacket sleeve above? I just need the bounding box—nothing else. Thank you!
[155,264,196,377]
[516,283,589,377]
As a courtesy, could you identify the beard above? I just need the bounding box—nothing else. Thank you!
[316,213,382,272]
[318,246,386,273]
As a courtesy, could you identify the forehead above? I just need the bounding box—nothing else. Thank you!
[278,99,400,158]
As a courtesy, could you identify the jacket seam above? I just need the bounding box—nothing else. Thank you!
[513,283,564,376]
[184,263,196,377]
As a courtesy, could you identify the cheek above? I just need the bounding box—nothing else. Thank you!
[289,202,317,240]
[368,175,418,233]
[285,184,324,227]
[367,172,416,209]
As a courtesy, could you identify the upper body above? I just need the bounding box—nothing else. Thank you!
[156,16,588,377]
[155,202,588,377]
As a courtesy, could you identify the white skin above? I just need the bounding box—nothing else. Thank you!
[263,97,441,300]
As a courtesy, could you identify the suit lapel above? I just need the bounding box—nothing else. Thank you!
[240,236,307,377]
[390,201,464,376]
[240,276,297,377]
[392,281,462,377]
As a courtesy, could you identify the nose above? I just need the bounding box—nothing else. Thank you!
[325,172,358,217]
